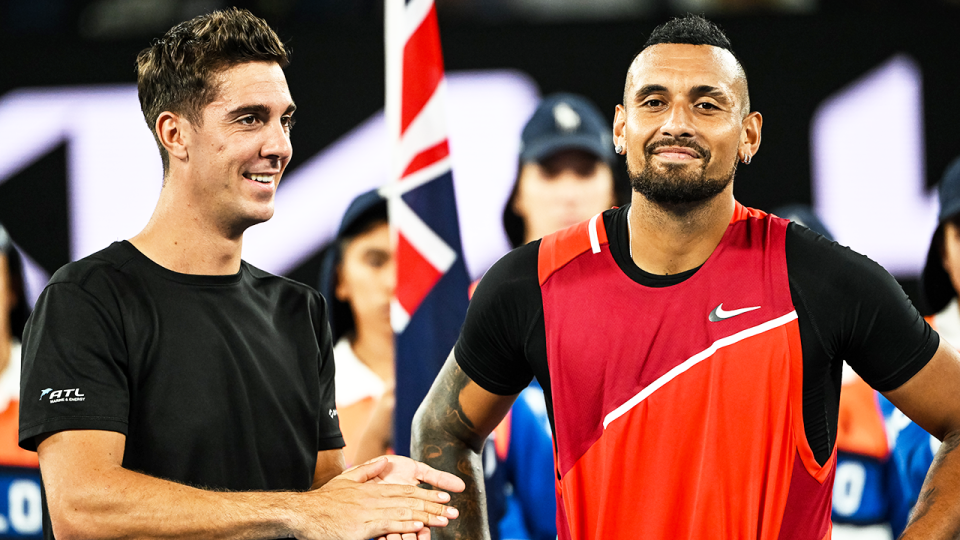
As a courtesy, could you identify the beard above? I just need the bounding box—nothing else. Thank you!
[628,139,736,207]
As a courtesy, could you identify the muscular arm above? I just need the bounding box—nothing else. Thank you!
[882,340,960,539]
[411,352,518,540]
[38,430,461,540]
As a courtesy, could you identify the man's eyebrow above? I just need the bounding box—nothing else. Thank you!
[691,85,731,103]
[226,104,270,118]
[634,84,668,100]
[225,103,297,118]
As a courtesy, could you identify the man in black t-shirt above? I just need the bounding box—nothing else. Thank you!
[411,15,960,540]
[18,9,462,540]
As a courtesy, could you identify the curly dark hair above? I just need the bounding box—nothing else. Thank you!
[136,8,289,174]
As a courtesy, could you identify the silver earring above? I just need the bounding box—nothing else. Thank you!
[742,153,752,165]
[615,144,623,154]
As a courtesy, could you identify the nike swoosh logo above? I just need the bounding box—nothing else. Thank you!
[708,303,761,322]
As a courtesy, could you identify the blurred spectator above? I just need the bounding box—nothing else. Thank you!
[495,92,624,540]
[0,223,37,467]
[502,92,626,249]
[920,155,960,341]
[318,190,394,466]
[887,155,960,533]
[319,190,511,539]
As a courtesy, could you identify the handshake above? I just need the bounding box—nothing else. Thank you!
[299,454,466,540]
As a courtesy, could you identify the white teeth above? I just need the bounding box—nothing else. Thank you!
[248,174,273,184]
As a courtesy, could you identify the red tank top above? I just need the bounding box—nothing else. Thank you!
[538,203,834,540]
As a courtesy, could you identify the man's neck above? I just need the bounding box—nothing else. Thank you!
[627,190,735,276]
[129,186,245,276]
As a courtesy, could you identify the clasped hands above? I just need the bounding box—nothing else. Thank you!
[301,454,465,540]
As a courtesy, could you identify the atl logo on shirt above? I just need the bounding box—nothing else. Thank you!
[40,388,86,403]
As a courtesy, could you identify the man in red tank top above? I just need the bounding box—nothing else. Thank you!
[413,15,960,540]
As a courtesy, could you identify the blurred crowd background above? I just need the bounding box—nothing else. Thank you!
[3,0,960,308]
[5,0,960,36]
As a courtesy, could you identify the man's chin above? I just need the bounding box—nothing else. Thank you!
[630,176,732,209]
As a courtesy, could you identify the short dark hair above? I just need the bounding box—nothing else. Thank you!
[136,8,289,174]
[643,14,737,56]
[626,14,750,115]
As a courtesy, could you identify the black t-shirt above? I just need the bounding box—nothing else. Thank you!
[19,241,343,536]
[456,205,939,466]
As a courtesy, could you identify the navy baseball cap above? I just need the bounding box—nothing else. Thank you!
[519,93,614,165]
[921,155,960,315]
[317,189,388,342]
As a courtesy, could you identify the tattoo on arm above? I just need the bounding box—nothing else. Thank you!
[906,431,960,530]
[412,362,491,540]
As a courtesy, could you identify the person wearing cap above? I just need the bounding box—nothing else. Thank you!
[0,224,37,468]
[921,155,960,345]
[318,190,395,466]
[878,155,960,536]
[502,92,628,249]
[319,189,518,539]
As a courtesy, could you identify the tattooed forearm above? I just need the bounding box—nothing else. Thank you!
[412,359,502,540]
[900,431,960,539]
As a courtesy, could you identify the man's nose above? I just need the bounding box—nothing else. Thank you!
[262,120,293,163]
[659,102,695,139]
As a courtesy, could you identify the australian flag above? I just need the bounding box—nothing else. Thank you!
[384,0,470,456]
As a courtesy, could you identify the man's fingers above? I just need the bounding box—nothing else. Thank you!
[375,483,454,506]
[412,461,466,493]
[363,502,456,528]
[367,519,424,537]
[383,508,450,528]
[413,499,458,519]
[377,455,465,493]
[364,506,450,536]
[340,456,388,482]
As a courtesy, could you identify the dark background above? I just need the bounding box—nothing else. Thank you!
[2,5,958,301]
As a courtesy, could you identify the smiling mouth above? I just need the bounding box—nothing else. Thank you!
[244,173,275,184]
[652,147,701,160]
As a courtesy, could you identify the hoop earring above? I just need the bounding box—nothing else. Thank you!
[742,153,752,165]
[615,144,623,154]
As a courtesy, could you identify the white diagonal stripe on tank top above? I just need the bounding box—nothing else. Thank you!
[602,310,799,429]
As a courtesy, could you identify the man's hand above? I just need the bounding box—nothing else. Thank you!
[294,455,464,540]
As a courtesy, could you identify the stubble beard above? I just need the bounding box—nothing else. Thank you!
[628,141,737,209]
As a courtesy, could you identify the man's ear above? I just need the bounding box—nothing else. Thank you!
[739,111,763,159]
[613,104,627,153]
[156,111,190,163]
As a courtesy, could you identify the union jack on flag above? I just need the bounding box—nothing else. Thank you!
[384,0,470,456]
